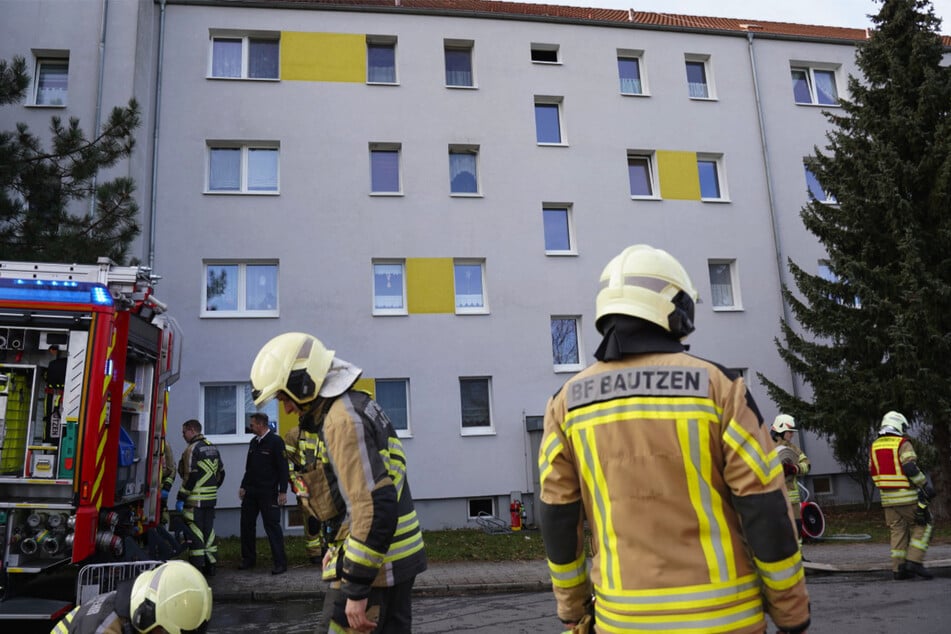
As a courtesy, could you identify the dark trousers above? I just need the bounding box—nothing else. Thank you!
[182,506,217,569]
[240,489,286,567]
[331,577,415,633]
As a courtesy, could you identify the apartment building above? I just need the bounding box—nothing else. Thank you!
[4,0,929,535]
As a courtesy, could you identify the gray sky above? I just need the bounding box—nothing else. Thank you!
[516,0,951,31]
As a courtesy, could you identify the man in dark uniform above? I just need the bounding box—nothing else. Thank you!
[239,412,290,575]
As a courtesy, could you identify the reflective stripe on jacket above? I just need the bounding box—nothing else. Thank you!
[539,352,809,633]
[306,391,427,600]
[869,435,919,506]
[178,435,224,508]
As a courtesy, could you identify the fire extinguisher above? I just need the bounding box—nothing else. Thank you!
[510,501,523,531]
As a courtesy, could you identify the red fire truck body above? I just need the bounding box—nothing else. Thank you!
[0,258,181,619]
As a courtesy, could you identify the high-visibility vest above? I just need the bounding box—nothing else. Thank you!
[870,436,918,506]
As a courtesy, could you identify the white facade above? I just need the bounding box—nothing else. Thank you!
[1,0,908,534]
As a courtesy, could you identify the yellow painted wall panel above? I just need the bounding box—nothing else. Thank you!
[657,150,701,200]
[407,258,454,314]
[281,32,365,83]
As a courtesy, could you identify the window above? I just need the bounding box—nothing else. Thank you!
[370,143,401,194]
[33,57,69,106]
[698,154,727,201]
[449,145,479,195]
[804,165,836,203]
[534,97,564,144]
[685,55,713,99]
[372,260,406,315]
[210,35,279,79]
[454,260,487,314]
[818,260,860,307]
[444,40,474,87]
[708,260,741,310]
[531,43,560,63]
[617,50,645,95]
[468,498,494,519]
[367,36,397,84]
[202,382,279,438]
[791,66,838,105]
[812,476,833,496]
[551,316,582,372]
[207,143,279,193]
[460,377,492,433]
[627,152,656,197]
[375,379,410,435]
[203,262,278,317]
[543,205,574,254]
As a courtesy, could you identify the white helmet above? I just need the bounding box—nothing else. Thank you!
[879,411,909,436]
[771,414,797,436]
[250,332,334,407]
[130,561,212,634]
[595,244,699,339]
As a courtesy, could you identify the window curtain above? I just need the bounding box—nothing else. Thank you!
[445,49,472,86]
[212,39,242,77]
[367,45,395,83]
[247,148,278,191]
[374,264,404,309]
[36,61,68,105]
[618,58,641,94]
[449,152,477,193]
[248,39,279,79]
[209,148,240,191]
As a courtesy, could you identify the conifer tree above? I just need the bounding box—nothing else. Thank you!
[759,0,951,516]
[0,55,141,264]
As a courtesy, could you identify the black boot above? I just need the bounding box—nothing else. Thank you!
[893,563,913,580]
[905,560,933,580]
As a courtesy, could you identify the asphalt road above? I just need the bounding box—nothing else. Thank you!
[204,568,950,634]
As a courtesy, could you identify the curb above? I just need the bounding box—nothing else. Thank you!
[217,581,554,603]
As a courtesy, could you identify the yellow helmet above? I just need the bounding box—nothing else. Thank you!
[771,414,797,436]
[879,410,909,436]
[130,561,212,634]
[595,244,699,339]
[250,332,334,407]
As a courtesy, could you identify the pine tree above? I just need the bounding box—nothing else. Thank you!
[759,0,951,517]
[0,55,141,264]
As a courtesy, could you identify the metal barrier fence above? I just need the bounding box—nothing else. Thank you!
[75,560,163,605]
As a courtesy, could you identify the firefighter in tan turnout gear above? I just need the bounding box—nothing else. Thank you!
[869,410,936,580]
[251,333,426,633]
[538,245,810,634]
[771,414,811,545]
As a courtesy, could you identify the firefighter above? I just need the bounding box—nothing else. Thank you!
[177,419,225,579]
[250,333,427,633]
[283,423,329,564]
[538,244,810,634]
[869,410,936,580]
[52,560,212,634]
[771,414,811,545]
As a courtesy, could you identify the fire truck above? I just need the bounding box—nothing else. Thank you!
[0,257,181,620]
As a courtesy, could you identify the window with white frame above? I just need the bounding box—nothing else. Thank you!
[627,152,656,198]
[375,378,410,435]
[201,382,279,438]
[209,34,279,79]
[534,97,564,145]
[790,65,839,105]
[551,316,582,371]
[804,164,836,203]
[367,36,397,84]
[372,260,406,315]
[617,50,646,95]
[697,154,727,201]
[454,260,487,314]
[685,55,714,99]
[531,43,560,63]
[444,40,474,87]
[449,145,479,195]
[203,261,279,317]
[460,377,493,433]
[33,55,69,106]
[370,143,401,194]
[708,260,741,310]
[207,143,279,193]
[543,204,574,254]
[467,498,494,519]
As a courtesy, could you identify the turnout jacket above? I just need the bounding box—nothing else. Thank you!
[539,349,809,634]
[776,439,810,505]
[178,434,225,508]
[869,434,926,506]
[301,390,427,600]
[52,581,133,634]
[161,439,176,493]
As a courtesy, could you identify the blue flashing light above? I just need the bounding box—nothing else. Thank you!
[0,278,114,307]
